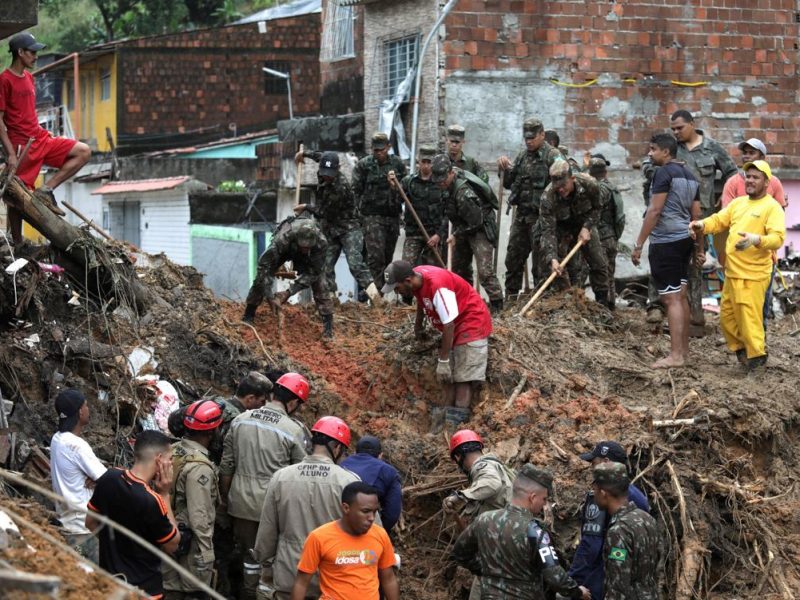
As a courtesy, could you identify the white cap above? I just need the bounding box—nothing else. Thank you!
[738,138,767,156]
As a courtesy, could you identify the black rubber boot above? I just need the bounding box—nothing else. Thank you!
[322,314,333,338]
[490,299,503,315]
[242,304,257,323]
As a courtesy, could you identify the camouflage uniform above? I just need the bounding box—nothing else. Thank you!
[402,146,448,266]
[540,165,610,304]
[448,124,489,184]
[591,159,626,305]
[677,132,737,326]
[244,217,332,316]
[351,133,408,288]
[434,156,503,304]
[640,158,664,313]
[301,151,373,292]
[595,463,661,600]
[559,146,584,174]
[502,119,562,296]
[451,465,585,600]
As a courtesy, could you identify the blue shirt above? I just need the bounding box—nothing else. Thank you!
[340,453,403,531]
[649,160,699,244]
[568,483,650,600]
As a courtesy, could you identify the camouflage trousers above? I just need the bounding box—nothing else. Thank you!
[602,236,618,304]
[323,224,373,291]
[245,259,333,316]
[504,211,540,296]
[452,230,503,302]
[403,236,443,267]
[550,227,609,301]
[362,215,400,288]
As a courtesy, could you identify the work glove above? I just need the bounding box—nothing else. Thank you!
[436,358,453,384]
[735,232,761,250]
[442,491,467,513]
[365,282,382,304]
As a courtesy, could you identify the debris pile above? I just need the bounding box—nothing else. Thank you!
[1,234,799,598]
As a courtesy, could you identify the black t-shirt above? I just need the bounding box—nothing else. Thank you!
[88,468,177,596]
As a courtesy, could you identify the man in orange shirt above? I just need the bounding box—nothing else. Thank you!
[721,139,785,208]
[291,482,399,600]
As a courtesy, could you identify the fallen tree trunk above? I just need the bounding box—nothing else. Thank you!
[2,174,154,311]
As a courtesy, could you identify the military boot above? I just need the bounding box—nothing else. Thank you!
[445,406,470,430]
[322,314,333,338]
[489,298,503,315]
[242,304,257,323]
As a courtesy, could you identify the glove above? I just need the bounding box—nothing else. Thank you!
[365,282,382,304]
[436,359,452,384]
[442,491,466,513]
[735,232,761,250]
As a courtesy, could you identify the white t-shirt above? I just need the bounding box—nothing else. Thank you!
[50,431,107,534]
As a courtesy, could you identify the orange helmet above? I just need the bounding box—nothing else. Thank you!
[311,416,351,448]
[183,399,223,431]
[449,429,483,457]
[276,372,309,403]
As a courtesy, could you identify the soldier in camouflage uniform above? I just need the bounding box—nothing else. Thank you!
[497,119,562,298]
[351,132,408,289]
[242,217,334,337]
[592,462,661,600]
[447,124,489,183]
[671,110,738,333]
[294,149,381,303]
[431,154,504,312]
[452,464,590,600]
[589,155,625,306]
[540,161,611,307]
[401,145,448,266]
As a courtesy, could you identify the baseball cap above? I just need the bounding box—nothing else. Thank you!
[592,461,630,489]
[519,463,554,494]
[55,389,85,433]
[9,32,45,55]
[738,138,767,157]
[356,435,382,456]
[381,260,414,295]
[430,154,452,183]
[523,118,543,139]
[579,440,628,464]
[371,132,389,149]
[447,124,466,141]
[318,151,339,177]
[293,219,318,248]
[418,145,437,160]
[743,159,772,181]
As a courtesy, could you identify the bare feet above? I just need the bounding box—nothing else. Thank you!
[652,355,686,369]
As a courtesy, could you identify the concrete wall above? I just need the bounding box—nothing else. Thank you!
[118,156,257,188]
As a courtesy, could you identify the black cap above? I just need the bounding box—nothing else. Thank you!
[318,151,339,177]
[356,435,382,457]
[55,389,85,433]
[381,259,414,295]
[591,153,611,166]
[9,33,45,55]
[579,441,628,464]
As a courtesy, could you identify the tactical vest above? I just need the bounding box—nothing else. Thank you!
[598,180,625,240]
[316,173,359,224]
[403,174,446,237]
[358,156,405,217]
[452,170,499,245]
[511,142,557,215]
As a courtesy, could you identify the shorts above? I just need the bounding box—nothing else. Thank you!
[451,337,488,383]
[649,237,693,295]
[14,132,77,188]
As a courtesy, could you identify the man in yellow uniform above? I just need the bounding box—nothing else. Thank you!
[690,160,785,370]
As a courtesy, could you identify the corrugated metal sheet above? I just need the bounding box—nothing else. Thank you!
[139,192,192,266]
[92,176,191,195]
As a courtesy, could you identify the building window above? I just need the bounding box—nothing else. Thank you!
[100,68,111,101]
[384,35,418,99]
[263,60,291,95]
[321,1,355,61]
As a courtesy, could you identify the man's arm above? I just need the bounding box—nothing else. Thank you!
[378,567,401,600]
[85,510,100,532]
[603,527,633,600]
[153,458,181,555]
[381,468,403,531]
[582,178,602,231]
[439,321,455,361]
[720,174,740,207]
[219,422,237,503]
[759,202,787,251]
[713,142,739,184]
[351,160,366,198]
[184,464,217,568]
[253,478,279,563]
[451,521,482,574]
[0,112,18,168]
[289,571,314,600]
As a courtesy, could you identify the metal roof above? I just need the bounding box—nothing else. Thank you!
[235,0,321,24]
[92,176,206,195]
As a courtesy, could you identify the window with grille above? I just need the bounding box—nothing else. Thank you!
[383,35,418,100]
[263,61,291,95]
[100,68,111,101]
[321,1,355,61]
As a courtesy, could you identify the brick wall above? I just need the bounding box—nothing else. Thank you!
[117,15,320,145]
[441,0,800,169]
[320,0,364,115]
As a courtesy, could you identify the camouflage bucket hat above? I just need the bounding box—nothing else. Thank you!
[430,154,452,183]
[293,219,318,248]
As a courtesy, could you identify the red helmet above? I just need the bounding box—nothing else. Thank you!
[449,429,483,456]
[276,372,309,403]
[183,400,223,431]
[311,416,351,448]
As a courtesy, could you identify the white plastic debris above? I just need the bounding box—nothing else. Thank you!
[5,258,29,274]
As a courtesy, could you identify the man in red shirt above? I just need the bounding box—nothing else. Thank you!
[0,32,91,242]
[383,260,492,427]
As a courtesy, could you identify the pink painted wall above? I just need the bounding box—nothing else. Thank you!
[780,178,800,257]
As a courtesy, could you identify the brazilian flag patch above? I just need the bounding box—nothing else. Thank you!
[609,547,628,562]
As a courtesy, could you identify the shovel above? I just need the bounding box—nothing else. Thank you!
[518,239,584,317]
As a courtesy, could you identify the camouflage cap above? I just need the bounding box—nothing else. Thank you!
[447,124,466,140]
[523,118,544,138]
[371,132,389,149]
[592,461,630,489]
[418,145,438,160]
[518,463,554,493]
[430,154,453,183]
[293,219,318,248]
[588,157,609,174]
[549,159,572,185]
